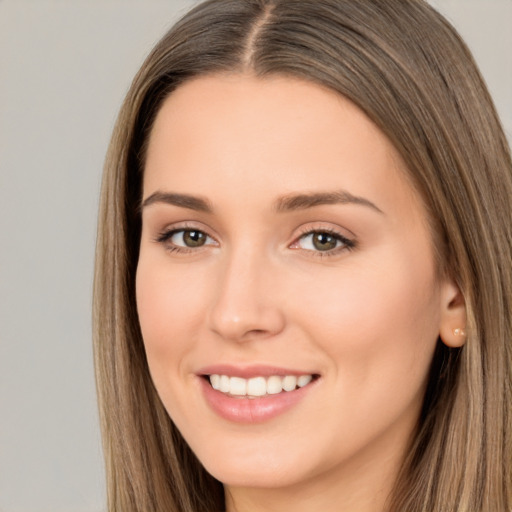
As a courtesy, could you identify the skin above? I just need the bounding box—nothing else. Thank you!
[136,74,465,512]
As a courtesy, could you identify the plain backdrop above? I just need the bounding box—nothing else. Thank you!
[0,1,510,511]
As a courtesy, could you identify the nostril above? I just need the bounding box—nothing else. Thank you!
[247,329,267,336]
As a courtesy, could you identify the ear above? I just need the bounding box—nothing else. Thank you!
[439,278,467,348]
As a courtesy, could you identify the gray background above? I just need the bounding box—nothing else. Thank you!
[0,1,510,511]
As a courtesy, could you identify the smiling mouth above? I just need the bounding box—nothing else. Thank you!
[204,374,319,398]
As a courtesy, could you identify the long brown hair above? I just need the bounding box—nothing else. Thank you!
[93,1,512,510]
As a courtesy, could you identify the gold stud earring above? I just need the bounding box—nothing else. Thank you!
[453,328,466,337]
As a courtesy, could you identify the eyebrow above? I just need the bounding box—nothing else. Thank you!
[141,191,213,212]
[274,190,384,214]
[141,189,383,215]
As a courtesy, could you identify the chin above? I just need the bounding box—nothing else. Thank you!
[204,460,304,489]
[187,435,310,489]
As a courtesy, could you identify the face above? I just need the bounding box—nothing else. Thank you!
[136,74,457,496]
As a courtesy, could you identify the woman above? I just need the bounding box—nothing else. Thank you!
[93,1,512,511]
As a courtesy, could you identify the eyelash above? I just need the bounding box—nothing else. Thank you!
[154,226,356,257]
[155,225,217,254]
[292,227,356,258]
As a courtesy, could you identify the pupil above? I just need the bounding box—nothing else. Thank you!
[184,230,206,247]
[313,233,337,251]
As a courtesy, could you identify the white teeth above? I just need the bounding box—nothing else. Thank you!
[210,374,221,390]
[229,377,247,395]
[219,375,230,393]
[208,374,314,396]
[297,375,313,387]
[267,376,283,394]
[282,375,297,391]
[247,377,267,396]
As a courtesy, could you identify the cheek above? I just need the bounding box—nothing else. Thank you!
[320,272,438,347]
[293,249,441,391]
[135,260,206,368]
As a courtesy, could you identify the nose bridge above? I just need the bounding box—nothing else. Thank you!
[208,242,285,341]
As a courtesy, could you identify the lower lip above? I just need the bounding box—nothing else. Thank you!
[198,377,317,424]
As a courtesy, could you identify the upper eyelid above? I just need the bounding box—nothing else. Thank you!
[154,220,217,238]
[156,226,217,244]
[292,223,355,243]
[292,229,354,247]
[297,229,348,241]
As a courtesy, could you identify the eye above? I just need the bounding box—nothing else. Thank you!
[156,228,216,250]
[293,230,355,254]
[173,229,208,248]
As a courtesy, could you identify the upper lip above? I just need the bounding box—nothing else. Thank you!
[197,364,319,379]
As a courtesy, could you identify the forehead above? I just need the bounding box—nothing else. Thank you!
[143,73,423,224]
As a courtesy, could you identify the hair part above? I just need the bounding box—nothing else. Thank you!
[94,1,512,510]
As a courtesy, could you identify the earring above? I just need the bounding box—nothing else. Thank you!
[452,328,466,337]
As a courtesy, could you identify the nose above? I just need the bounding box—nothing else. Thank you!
[208,248,286,342]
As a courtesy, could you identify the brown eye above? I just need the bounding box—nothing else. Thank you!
[180,230,207,247]
[295,230,354,254]
[312,232,339,251]
[160,229,215,249]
